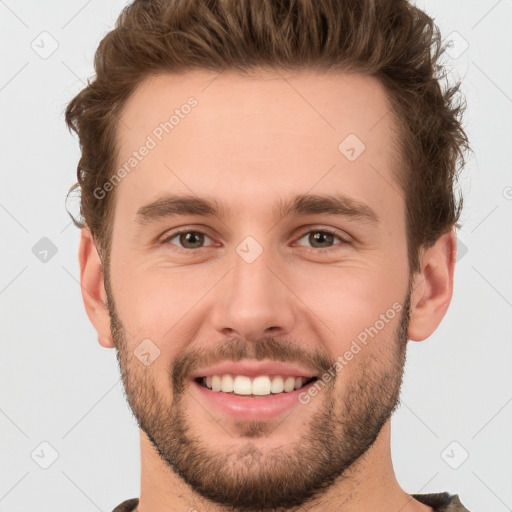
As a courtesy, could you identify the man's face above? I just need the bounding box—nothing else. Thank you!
[106,70,412,510]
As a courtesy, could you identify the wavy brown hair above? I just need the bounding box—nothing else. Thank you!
[65,0,470,274]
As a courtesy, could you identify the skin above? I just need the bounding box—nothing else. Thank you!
[79,70,456,512]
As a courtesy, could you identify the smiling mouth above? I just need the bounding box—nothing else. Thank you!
[194,375,318,396]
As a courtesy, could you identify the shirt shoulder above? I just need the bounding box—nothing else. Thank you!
[112,498,139,512]
[113,494,470,512]
[412,492,471,512]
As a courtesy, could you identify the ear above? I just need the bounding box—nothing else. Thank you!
[408,229,457,341]
[78,228,115,349]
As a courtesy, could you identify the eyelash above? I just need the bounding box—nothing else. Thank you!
[160,227,348,253]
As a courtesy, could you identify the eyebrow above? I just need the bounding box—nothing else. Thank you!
[135,193,379,225]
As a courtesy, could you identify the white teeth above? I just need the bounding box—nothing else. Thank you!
[221,374,234,392]
[270,376,284,394]
[284,376,296,392]
[252,376,271,396]
[234,375,252,395]
[201,374,312,395]
[212,375,222,392]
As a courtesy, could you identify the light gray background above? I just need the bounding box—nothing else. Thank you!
[1,1,511,511]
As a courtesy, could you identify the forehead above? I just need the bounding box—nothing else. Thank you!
[114,69,403,222]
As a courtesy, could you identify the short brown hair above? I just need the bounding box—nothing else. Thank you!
[65,0,470,274]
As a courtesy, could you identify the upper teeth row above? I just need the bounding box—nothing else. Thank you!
[203,375,308,395]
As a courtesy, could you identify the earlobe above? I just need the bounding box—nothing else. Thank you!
[407,230,457,342]
[78,228,115,349]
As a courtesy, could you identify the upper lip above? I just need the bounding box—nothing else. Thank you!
[190,360,318,380]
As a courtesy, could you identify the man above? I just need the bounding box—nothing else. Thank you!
[66,0,472,510]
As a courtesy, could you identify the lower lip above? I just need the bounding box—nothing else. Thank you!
[191,379,318,421]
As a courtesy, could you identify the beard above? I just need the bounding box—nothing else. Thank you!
[107,282,410,512]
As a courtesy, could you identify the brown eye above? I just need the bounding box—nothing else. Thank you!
[296,229,344,249]
[164,231,212,249]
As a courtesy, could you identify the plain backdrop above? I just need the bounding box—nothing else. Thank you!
[0,1,511,511]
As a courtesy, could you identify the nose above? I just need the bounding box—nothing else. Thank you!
[210,244,297,342]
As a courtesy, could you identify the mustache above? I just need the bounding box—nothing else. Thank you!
[170,336,336,395]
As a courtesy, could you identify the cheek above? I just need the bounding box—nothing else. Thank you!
[110,262,217,347]
[290,262,407,340]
